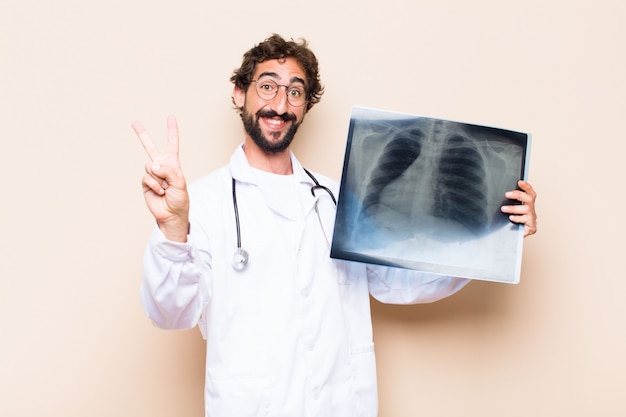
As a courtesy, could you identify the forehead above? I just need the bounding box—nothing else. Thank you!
[253,57,307,84]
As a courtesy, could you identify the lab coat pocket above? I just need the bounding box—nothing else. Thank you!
[205,370,272,417]
[350,343,378,416]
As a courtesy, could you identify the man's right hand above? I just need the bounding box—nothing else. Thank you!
[132,115,190,243]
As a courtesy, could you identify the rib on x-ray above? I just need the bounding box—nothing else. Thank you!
[433,133,489,235]
[360,128,423,219]
[331,107,531,284]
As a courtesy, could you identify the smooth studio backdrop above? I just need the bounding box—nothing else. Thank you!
[1,0,624,416]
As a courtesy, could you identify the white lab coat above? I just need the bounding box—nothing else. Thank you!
[140,145,469,417]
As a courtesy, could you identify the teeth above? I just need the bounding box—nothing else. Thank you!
[266,118,283,126]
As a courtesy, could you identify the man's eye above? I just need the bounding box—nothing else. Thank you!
[288,88,303,97]
[260,83,275,91]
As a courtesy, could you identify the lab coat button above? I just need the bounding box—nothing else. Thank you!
[301,286,311,297]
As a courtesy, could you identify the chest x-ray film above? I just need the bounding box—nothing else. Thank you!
[330,107,531,284]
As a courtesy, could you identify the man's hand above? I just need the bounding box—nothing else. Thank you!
[501,180,538,237]
[132,115,190,242]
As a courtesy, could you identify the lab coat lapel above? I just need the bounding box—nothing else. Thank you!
[229,146,317,220]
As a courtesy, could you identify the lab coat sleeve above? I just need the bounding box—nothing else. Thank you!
[366,264,470,304]
[139,225,209,330]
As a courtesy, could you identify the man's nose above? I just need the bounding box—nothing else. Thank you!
[270,86,289,113]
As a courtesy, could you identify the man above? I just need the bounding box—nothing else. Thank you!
[133,34,537,417]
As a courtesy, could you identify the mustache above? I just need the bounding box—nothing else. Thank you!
[256,109,297,122]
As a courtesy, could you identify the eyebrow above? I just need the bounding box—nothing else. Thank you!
[256,71,306,86]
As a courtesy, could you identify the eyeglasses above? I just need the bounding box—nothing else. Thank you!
[251,78,307,107]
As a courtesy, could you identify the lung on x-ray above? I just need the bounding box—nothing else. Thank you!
[330,107,531,284]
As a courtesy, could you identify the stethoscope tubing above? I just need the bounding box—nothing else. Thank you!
[230,168,336,271]
[231,177,243,250]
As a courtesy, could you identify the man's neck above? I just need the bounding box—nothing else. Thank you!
[242,140,293,175]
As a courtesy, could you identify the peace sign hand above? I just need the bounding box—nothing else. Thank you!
[132,115,190,242]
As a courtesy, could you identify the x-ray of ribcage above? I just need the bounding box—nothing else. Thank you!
[331,107,531,284]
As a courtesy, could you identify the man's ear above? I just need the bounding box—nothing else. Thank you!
[233,86,246,108]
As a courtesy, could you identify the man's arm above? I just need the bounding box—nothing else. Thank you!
[133,116,204,330]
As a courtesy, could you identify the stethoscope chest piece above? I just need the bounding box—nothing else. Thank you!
[232,248,249,271]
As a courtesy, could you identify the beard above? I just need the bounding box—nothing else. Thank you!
[242,107,301,154]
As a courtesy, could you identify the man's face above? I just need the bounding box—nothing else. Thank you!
[234,57,308,154]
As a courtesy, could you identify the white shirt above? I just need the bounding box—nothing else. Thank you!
[140,145,469,417]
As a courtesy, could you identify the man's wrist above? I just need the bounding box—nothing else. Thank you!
[157,218,190,243]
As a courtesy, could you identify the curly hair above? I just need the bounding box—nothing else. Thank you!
[231,34,324,113]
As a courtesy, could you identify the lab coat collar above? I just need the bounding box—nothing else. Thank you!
[229,144,318,219]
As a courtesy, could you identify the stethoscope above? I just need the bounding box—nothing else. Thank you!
[231,168,337,271]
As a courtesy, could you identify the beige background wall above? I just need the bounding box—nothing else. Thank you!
[1,0,624,416]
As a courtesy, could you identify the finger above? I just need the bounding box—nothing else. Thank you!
[165,115,180,158]
[142,173,166,196]
[509,215,537,232]
[517,180,537,199]
[145,161,170,190]
[501,203,530,215]
[132,121,159,162]
[524,225,537,237]
[504,188,534,205]
[507,213,527,223]
[504,206,537,233]
[509,213,537,237]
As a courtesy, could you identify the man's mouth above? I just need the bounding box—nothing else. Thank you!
[265,117,286,128]
[257,110,296,128]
